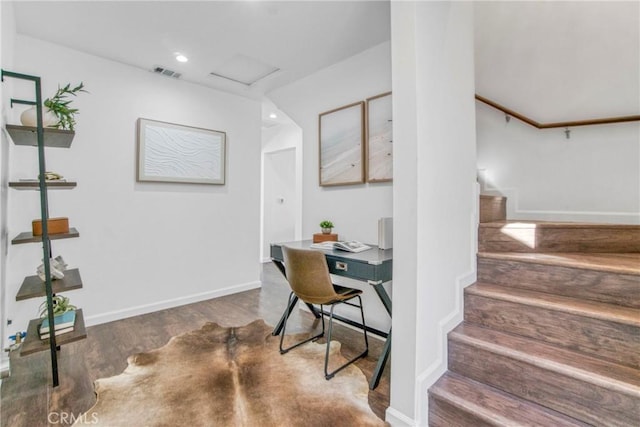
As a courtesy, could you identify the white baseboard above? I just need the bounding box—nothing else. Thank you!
[385,407,417,427]
[84,281,262,327]
[412,269,476,426]
[407,185,479,427]
[483,187,640,224]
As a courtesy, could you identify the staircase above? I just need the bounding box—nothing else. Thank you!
[428,195,640,426]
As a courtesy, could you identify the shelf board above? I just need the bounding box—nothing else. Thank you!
[16,268,83,301]
[5,124,75,148]
[9,181,77,190]
[11,227,80,245]
[20,309,87,357]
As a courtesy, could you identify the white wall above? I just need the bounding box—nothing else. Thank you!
[0,0,16,373]
[475,1,640,224]
[387,3,477,426]
[3,35,262,343]
[267,41,393,333]
[260,122,303,260]
[477,107,640,224]
[268,41,393,244]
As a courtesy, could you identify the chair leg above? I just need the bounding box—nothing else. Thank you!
[324,295,369,380]
[280,293,325,354]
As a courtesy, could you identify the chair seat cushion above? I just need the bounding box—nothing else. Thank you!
[330,284,362,302]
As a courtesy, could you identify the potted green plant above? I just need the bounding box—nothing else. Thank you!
[20,82,87,130]
[39,295,76,318]
[319,220,334,234]
[38,295,77,339]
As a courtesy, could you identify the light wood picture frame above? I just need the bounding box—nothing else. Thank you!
[366,92,393,182]
[318,101,365,186]
[137,118,226,185]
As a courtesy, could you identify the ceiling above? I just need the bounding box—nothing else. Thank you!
[12,0,391,105]
[10,1,638,125]
[474,1,639,121]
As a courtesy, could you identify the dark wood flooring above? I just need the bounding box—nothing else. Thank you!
[0,263,390,426]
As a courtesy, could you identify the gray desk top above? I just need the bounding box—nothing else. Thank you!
[271,239,393,265]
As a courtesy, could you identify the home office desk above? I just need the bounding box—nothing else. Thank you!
[270,240,392,389]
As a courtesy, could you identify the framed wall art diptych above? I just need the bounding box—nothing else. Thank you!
[366,92,393,182]
[137,118,226,185]
[318,101,365,186]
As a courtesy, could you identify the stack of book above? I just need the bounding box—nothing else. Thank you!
[40,310,76,340]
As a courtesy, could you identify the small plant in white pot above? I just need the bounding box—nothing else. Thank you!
[21,82,87,130]
[319,220,334,234]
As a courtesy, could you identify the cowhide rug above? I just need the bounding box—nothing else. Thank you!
[74,319,386,426]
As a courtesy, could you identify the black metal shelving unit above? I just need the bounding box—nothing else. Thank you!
[1,69,85,387]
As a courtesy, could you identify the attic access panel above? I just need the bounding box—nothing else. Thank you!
[210,54,280,86]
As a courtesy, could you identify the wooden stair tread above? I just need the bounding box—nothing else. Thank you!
[481,220,640,230]
[450,323,640,393]
[468,282,640,327]
[430,371,589,427]
[478,251,640,275]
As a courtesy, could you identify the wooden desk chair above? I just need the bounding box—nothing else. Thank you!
[279,246,369,380]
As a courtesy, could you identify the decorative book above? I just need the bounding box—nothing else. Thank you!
[32,217,69,236]
[309,241,372,253]
[40,326,74,340]
[40,310,76,334]
[313,233,338,243]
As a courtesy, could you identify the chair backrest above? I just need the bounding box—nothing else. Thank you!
[282,246,338,305]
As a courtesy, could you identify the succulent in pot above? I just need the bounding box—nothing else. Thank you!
[39,295,76,318]
[319,220,334,234]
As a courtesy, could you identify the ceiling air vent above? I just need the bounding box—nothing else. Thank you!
[152,66,182,79]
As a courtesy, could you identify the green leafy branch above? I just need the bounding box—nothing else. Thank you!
[43,82,88,131]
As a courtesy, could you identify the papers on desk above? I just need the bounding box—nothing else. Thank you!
[310,241,372,253]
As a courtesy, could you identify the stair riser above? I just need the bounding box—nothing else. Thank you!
[478,257,640,308]
[480,196,506,223]
[449,339,638,427]
[464,293,640,368]
[478,227,640,253]
[428,395,495,427]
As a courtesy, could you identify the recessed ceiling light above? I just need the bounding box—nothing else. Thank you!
[176,54,188,63]
[269,112,278,119]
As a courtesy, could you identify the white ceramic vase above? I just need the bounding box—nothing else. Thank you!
[20,106,58,128]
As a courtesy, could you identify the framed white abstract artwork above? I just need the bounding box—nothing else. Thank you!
[137,118,226,185]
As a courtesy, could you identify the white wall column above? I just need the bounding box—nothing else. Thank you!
[388,2,477,425]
